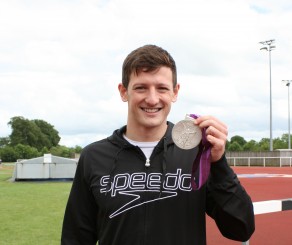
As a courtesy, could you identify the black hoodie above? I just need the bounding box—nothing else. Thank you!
[61,122,255,245]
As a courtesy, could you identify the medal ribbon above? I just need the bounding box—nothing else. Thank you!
[189,114,211,190]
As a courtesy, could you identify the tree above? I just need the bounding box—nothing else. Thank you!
[276,133,292,149]
[14,144,40,160]
[258,138,270,151]
[8,116,60,151]
[50,145,75,158]
[273,137,287,150]
[0,146,18,162]
[74,145,83,154]
[8,116,39,147]
[228,142,243,151]
[243,140,260,151]
[230,135,247,146]
[0,137,10,147]
[41,147,50,155]
[33,119,60,147]
[225,140,230,151]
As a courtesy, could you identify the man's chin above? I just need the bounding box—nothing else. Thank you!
[142,119,166,129]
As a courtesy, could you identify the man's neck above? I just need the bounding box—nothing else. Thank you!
[125,123,168,142]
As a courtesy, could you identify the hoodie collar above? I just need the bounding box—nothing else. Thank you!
[107,122,175,148]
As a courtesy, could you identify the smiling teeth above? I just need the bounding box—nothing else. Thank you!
[144,108,159,113]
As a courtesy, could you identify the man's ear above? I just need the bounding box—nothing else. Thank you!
[172,83,180,102]
[118,83,128,102]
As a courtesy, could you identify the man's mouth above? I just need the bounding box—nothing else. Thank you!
[142,108,161,113]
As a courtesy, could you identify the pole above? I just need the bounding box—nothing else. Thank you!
[282,80,291,149]
[259,39,275,151]
[285,81,291,149]
[288,83,291,149]
[269,48,273,151]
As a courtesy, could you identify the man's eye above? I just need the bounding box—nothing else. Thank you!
[158,87,169,91]
[134,86,146,91]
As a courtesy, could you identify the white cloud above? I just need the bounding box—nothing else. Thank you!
[1,0,292,147]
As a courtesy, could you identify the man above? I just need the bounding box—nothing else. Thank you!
[61,44,255,245]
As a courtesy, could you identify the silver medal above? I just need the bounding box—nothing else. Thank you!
[172,115,202,150]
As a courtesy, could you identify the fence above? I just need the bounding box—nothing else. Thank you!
[242,198,292,245]
[226,153,292,244]
[226,156,292,167]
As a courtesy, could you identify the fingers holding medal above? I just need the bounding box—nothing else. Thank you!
[194,115,228,162]
[195,115,228,142]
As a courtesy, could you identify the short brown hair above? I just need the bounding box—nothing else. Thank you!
[122,44,177,89]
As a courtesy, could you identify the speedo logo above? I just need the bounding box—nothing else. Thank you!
[100,169,193,218]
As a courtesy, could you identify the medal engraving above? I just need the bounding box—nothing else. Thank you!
[172,119,202,149]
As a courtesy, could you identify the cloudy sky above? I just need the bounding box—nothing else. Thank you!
[1,0,292,147]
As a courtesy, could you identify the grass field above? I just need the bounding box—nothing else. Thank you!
[0,164,72,245]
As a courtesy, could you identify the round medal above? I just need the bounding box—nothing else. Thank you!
[172,118,202,150]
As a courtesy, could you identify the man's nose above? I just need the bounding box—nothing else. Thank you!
[145,88,159,105]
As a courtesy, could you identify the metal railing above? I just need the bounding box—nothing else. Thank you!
[227,156,292,167]
[226,156,292,244]
[241,198,292,244]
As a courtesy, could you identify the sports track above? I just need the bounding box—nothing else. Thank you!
[206,167,292,245]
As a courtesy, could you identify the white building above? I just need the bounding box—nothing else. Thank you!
[12,154,77,181]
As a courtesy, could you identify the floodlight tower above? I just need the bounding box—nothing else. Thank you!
[282,80,292,149]
[259,39,276,151]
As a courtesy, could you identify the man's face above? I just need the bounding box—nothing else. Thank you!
[119,67,179,133]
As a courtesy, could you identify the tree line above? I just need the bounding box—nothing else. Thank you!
[0,116,291,162]
[0,116,82,162]
[226,134,291,151]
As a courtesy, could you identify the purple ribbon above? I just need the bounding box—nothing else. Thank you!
[190,114,211,190]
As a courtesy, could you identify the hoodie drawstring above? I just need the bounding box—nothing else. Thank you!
[105,145,126,195]
[159,137,168,197]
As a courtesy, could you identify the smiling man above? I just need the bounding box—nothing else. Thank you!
[61,44,255,245]
[118,66,179,142]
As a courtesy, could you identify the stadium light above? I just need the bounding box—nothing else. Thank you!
[259,39,276,151]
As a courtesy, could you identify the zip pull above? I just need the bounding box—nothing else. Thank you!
[145,158,150,167]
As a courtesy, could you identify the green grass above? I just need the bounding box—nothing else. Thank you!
[0,164,72,245]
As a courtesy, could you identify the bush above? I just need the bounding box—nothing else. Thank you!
[50,145,75,158]
[0,144,81,162]
[0,146,18,162]
[14,144,41,160]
